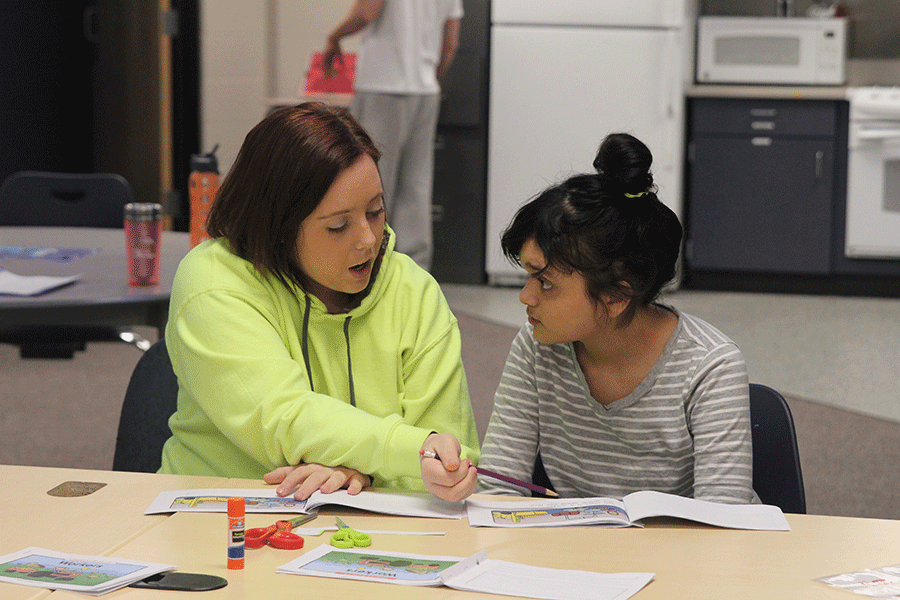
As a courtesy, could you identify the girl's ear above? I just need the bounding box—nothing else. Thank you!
[601,281,633,319]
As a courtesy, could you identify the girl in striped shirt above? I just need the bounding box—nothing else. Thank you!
[424,132,757,504]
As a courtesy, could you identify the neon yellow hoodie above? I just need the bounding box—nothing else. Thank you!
[159,229,480,488]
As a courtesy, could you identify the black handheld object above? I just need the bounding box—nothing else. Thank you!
[130,572,228,592]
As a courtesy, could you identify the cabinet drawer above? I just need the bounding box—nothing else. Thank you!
[690,98,838,137]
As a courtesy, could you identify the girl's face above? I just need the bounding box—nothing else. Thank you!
[296,154,385,312]
[517,238,608,345]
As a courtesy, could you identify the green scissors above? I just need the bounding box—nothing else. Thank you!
[330,517,372,549]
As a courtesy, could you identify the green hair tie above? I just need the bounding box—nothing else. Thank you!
[624,191,648,198]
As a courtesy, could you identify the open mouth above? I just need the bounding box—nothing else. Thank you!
[350,260,371,274]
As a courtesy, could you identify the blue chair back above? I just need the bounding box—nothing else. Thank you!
[0,170,134,228]
[749,383,807,513]
[113,339,178,472]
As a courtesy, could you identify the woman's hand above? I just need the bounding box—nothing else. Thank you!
[420,433,477,502]
[264,463,370,501]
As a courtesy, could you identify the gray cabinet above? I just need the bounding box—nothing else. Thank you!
[686,98,841,275]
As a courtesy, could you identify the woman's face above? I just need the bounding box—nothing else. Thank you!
[296,154,385,312]
[517,238,608,345]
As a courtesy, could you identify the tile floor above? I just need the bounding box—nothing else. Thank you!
[441,283,900,424]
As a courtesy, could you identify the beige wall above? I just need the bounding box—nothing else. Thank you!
[200,0,355,176]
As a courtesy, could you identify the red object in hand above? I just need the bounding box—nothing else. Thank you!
[304,52,356,95]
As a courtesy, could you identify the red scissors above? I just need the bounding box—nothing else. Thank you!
[245,514,313,550]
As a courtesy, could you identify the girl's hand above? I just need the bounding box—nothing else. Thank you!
[419,433,478,502]
[264,463,371,501]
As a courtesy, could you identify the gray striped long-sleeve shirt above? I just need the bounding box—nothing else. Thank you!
[477,309,758,504]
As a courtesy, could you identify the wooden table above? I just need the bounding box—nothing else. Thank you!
[0,465,226,600]
[0,227,190,336]
[5,466,900,599]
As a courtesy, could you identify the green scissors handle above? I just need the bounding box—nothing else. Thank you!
[330,517,372,549]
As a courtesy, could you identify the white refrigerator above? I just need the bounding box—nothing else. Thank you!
[486,0,695,284]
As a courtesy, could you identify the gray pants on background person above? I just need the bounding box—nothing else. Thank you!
[351,91,441,271]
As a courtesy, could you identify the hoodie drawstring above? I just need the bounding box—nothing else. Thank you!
[300,294,356,407]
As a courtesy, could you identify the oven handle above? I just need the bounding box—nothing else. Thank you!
[856,128,900,141]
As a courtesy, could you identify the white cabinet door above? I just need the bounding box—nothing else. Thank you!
[486,25,684,283]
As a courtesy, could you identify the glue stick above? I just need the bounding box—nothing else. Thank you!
[227,496,245,570]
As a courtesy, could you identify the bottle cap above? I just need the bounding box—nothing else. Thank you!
[227,496,245,517]
[191,144,220,174]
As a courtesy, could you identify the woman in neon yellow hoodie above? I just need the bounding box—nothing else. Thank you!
[159,103,480,501]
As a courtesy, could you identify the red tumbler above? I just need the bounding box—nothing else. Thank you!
[124,202,163,286]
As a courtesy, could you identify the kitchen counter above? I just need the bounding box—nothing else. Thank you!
[687,84,848,100]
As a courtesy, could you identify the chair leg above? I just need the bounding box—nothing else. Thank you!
[118,329,151,352]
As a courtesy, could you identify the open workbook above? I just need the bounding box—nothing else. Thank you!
[466,490,791,531]
[145,488,466,519]
[277,546,654,600]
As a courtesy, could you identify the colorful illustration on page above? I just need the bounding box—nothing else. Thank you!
[169,494,304,511]
[489,503,627,525]
[0,553,144,588]
[303,550,458,583]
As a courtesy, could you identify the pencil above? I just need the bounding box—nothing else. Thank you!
[419,449,559,497]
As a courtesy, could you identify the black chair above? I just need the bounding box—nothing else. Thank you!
[112,339,179,472]
[532,383,807,513]
[0,171,134,228]
[749,383,806,513]
[0,170,150,357]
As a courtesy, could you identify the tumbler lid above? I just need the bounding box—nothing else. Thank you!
[124,202,163,221]
[191,143,220,174]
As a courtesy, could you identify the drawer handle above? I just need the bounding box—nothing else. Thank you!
[752,121,775,130]
[815,150,824,179]
[750,108,778,117]
[752,137,772,146]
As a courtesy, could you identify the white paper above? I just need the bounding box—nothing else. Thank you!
[441,553,654,600]
[467,490,791,531]
[0,547,174,596]
[0,269,81,296]
[622,490,791,531]
[145,488,466,519]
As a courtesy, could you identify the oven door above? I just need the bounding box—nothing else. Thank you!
[845,120,900,258]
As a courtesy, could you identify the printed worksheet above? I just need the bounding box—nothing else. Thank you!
[145,488,466,519]
[467,490,791,531]
[0,547,174,596]
[277,546,655,600]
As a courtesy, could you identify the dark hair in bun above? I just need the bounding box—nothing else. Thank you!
[500,132,683,325]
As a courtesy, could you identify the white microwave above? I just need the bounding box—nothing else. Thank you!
[696,17,847,85]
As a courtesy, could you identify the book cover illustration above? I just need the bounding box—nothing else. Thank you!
[0,547,174,595]
[277,545,463,586]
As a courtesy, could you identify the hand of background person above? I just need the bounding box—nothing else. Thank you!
[265,463,370,500]
[322,38,344,79]
[420,433,478,502]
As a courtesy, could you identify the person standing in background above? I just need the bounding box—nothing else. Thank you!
[321,0,463,271]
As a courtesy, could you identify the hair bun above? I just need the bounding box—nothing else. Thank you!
[592,133,654,196]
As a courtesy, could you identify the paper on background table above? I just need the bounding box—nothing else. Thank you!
[0,269,81,296]
[145,488,466,519]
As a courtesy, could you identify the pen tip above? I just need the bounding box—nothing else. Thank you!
[546,490,559,497]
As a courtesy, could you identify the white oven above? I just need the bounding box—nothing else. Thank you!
[696,16,847,85]
[845,87,900,259]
